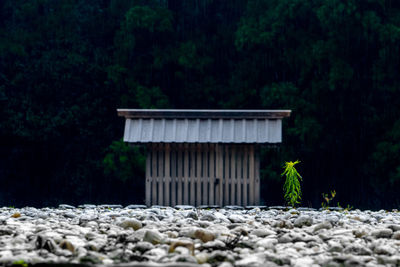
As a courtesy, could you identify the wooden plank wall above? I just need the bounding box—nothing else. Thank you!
[145,143,260,207]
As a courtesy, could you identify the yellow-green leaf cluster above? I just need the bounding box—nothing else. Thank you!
[281,160,302,207]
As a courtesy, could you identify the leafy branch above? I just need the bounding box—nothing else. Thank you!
[281,160,303,207]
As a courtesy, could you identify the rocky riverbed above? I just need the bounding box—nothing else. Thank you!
[1,205,400,267]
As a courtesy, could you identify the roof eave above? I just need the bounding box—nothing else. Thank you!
[117,109,291,119]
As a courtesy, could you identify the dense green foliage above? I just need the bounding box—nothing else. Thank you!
[281,161,302,207]
[1,0,400,208]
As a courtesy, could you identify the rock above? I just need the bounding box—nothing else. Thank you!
[218,262,234,267]
[251,228,275,237]
[85,239,106,251]
[85,221,98,229]
[59,204,75,209]
[185,211,198,220]
[268,206,289,210]
[392,231,400,240]
[371,228,393,238]
[264,251,291,265]
[170,254,198,263]
[213,212,230,222]
[175,205,195,210]
[165,231,179,238]
[202,239,226,249]
[294,215,313,227]
[194,229,216,242]
[288,208,300,215]
[208,251,234,264]
[63,212,76,218]
[79,254,103,265]
[98,204,123,209]
[272,220,293,229]
[343,244,372,255]
[374,245,396,255]
[169,240,194,255]
[199,205,220,209]
[353,229,367,238]
[36,235,57,253]
[118,219,142,230]
[326,215,340,224]
[0,228,13,235]
[144,247,167,260]
[143,229,163,245]
[235,254,265,266]
[134,241,154,253]
[224,206,244,210]
[79,214,98,224]
[313,221,332,232]
[0,250,13,259]
[200,213,217,221]
[292,257,314,267]
[387,224,400,232]
[195,252,209,264]
[148,207,163,214]
[85,232,104,242]
[64,235,86,249]
[256,238,278,249]
[2,206,400,266]
[278,233,292,243]
[376,255,400,265]
[11,212,21,218]
[228,214,246,223]
[59,240,75,252]
[328,241,343,253]
[297,207,317,212]
[78,204,96,209]
[125,204,147,209]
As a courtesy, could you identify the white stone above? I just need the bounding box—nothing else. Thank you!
[256,238,278,249]
[251,228,275,237]
[292,257,314,267]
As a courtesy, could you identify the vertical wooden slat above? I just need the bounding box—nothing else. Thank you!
[209,144,215,205]
[196,144,202,206]
[145,147,151,207]
[164,144,171,206]
[249,145,255,206]
[151,144,157,206]
[243,146,248,207]
[170,145,177,206]
[177,144,183,205]
[255,146,260,205]
[224,145,230,206]
[216,144,223,206]
[237,146,243,206]
[202,144,208,205]
[190,145,196,205]
[158,144,164,206]
[184,144,189,205]
[230,146,236,205]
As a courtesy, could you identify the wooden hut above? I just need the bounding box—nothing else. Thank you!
[117,109,291,207]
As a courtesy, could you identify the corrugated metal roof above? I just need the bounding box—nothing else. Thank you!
[122,118,283,143]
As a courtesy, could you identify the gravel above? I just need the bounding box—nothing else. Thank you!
[0,205,400,266]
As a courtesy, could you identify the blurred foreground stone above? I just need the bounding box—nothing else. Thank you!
[1,206,400,266]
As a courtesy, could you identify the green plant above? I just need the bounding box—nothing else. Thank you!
[321,190,353,211]
[337,202,353,212]
[321,190,336,209]
[12,260,28,267]
[281,160,303,207]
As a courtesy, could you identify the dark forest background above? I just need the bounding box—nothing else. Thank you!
[1,0,400,209]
